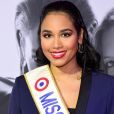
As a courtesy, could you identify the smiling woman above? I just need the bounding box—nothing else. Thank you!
[9,1,114,114]
[40,11,82,68]
[37,1,100,70]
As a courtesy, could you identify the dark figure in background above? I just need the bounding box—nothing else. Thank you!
[95,8,114,76]
[15,0,42,75]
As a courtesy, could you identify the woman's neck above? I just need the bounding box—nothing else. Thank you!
[50,63,82,81]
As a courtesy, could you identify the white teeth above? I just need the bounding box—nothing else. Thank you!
[52,52,65,56]
[53,53,63,56]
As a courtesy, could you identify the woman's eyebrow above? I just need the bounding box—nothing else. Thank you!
[41,30,52,33]
[60,28,73,33]
[41,28,73,33]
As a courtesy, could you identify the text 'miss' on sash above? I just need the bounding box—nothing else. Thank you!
[24,65,70,114]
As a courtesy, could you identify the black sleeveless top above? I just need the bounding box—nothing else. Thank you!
[68,108,76,114]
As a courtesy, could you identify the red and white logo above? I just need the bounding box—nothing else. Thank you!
[35,77,49,91]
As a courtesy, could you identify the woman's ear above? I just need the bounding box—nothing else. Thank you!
[78,28,84,44]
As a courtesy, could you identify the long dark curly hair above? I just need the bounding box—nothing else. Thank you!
[36,1,100,72]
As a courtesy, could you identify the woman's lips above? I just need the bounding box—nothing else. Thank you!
[51,51,66,59]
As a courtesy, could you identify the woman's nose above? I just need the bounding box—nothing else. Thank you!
[52,37,63,49]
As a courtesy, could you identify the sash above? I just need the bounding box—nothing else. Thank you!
[24,65,70,114]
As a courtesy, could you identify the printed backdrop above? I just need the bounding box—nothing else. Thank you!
[0,0,114,114]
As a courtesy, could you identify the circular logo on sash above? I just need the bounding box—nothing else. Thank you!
[35,77,49,91]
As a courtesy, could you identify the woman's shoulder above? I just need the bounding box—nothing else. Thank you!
[88,71,114,113]
[14,75,26,87]
[15,75,25,82]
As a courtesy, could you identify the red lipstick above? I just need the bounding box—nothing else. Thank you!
[51,51,66,59]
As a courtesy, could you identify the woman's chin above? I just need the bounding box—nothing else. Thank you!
[50,61,66,68]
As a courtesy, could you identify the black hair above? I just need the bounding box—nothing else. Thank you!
[42,0,96,28]
[36,1,100,72]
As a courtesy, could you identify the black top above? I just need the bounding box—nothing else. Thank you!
[68,108,76,114]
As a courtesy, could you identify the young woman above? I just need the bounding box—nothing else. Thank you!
[9,1,114,114]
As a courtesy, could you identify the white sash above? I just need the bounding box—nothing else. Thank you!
[24,65,70,114]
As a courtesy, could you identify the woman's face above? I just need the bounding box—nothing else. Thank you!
[40,12,83,67]
[15,13,38,73]
[102,26,114,76]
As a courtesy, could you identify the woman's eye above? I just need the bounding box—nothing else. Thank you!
[105,61,114,68]
[61,32,71,38]
[43,33,52,38]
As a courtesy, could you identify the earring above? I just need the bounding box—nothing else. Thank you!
[78,43,84,53]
